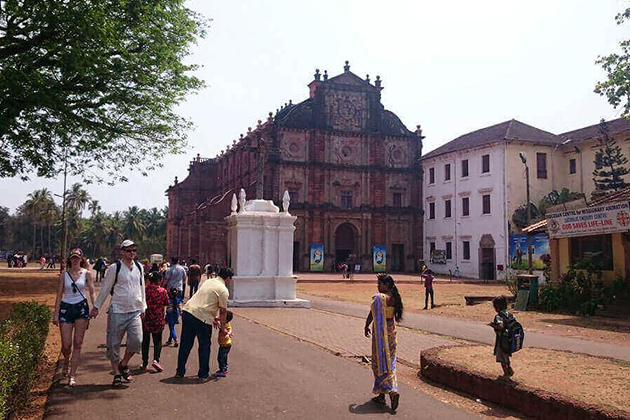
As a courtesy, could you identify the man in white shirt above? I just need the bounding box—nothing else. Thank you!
[90,239,146,387]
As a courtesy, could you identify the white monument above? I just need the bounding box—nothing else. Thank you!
[225,189,310,308]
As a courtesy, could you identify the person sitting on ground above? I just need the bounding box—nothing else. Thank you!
[364,274,402,413]
[176,267,232,382]
[215,310,234,378]
[141,272,170,372]
[165,287,182,347]
[489,296,515,379]
[53,248,96,387]
[421,269,435,309]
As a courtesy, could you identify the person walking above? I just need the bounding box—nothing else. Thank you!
[165,256,187,300]
[176,267,232,381]
[52,248,96,386]
[364,274,403,413]
[90,240,146,387]
[187,259,202,298]
[421,269,435,309]
[141,272,169,372]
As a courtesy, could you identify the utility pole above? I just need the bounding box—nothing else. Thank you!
[519,152,533,274]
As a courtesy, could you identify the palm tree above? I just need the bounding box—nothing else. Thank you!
[25,188,54,257]
[64,183,91,250]
[123,206,145,242]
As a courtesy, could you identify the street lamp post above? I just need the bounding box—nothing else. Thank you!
[519,152,533,274]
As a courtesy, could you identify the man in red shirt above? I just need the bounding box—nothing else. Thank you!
[421,269,435,309]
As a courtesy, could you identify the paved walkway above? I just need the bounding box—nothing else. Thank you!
[304,295,630,361]
[45,303,473,419]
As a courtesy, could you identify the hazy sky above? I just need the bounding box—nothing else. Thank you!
[1,0,628,214]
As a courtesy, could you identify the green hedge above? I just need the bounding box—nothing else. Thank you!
[0,301,51,419]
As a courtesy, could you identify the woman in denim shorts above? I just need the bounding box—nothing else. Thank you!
[53,248,96,386]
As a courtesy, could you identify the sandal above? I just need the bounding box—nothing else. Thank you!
[112,374,123,387]
[371,395,386,405]
[119,363,132,382]
[390,393,400,412]
[68,376,77,387]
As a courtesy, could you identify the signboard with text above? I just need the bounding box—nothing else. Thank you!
[546,201,630,238]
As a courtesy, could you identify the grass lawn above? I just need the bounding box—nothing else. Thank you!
[297,282,630,345]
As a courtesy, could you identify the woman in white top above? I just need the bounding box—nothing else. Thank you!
[53,248,96,386]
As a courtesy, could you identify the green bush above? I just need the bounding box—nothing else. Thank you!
[539,263,624,316]
[0,301,51,419]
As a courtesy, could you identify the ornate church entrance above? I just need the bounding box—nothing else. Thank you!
[335,223,356,266]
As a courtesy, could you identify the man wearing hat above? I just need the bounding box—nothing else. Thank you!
[91,239,146,386]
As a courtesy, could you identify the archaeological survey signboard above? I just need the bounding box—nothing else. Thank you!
[546,201,630,238]
[310,243,324,271]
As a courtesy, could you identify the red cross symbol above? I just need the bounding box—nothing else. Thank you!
[618,211,630,227]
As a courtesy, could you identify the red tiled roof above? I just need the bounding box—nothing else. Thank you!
[559,117,630,142]
[423,119,560,159]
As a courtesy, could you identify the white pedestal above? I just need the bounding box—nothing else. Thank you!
[225,196,310,308]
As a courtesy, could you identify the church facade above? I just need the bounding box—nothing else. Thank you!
[167,62,424,272]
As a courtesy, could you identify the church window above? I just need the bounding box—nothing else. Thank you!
[393,192,402,208]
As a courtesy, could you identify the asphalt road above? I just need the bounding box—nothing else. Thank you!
[45,312,475,419]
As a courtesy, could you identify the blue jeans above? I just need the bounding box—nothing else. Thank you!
[217,345,231,372]
[176,311,212,378]
[166,310,179,342]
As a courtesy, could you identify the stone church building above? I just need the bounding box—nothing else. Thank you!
[167,62,424,272]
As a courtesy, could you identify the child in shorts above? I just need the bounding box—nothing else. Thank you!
[215,311,233,377]
[489,296,514,378]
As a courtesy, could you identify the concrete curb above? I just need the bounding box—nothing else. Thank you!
[420,345,629,420]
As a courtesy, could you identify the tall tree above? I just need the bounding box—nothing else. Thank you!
[591,119,630,200]
[0,1,206,182]
[0,206,9,248]
[595,6,630,117]
[123,206,145,241]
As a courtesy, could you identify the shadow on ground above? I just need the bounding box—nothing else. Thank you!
[539,317,630,334]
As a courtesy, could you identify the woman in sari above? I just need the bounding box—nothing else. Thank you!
[364,274,403,412]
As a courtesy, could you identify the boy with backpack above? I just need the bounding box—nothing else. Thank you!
[489,295,524,379]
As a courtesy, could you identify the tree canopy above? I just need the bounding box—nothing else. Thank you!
[0,0,206,182]
[595,6,630,117]
[591,119,629,199]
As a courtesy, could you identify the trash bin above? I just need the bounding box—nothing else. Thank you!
[517,274,539,307]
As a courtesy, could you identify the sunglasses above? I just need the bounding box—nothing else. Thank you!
[124,248,137,253]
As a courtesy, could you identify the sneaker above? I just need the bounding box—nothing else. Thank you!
[141,363,149,371]
[164,340,172,346]
[215,370,227,378]
[152,360,164,372]
[119,363,133,382]
[198,376,211,383]
[174,372,184,379]
[173,341,179,348]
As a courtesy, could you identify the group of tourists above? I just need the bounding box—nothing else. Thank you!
[52,240,519,414]
[52,239,234,388]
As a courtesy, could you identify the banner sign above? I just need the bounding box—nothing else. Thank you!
[430,250,446,264]
[509,233,550,270]
[547,201,630,238]
[373,246,386,272]
[309,243,324,271]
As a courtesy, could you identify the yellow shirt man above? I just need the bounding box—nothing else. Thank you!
[182,277,229,325]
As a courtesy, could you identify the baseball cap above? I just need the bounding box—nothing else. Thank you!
[121,239,135,249]
[69,248,83,259]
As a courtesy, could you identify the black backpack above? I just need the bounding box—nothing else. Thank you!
[110,260,143,296]
[499,312,525,353]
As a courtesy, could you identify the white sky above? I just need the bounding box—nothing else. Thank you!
[1,0,628,214]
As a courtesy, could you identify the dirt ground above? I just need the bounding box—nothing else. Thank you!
[297,282,630,345]
[436,345,630,415]
[0,269,61,420]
